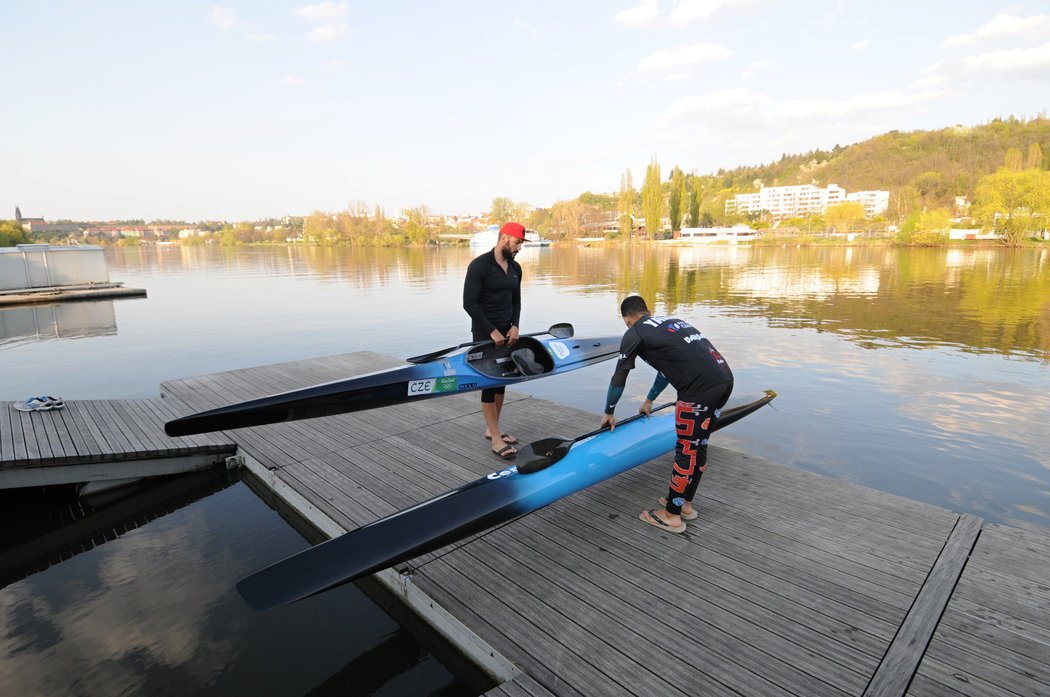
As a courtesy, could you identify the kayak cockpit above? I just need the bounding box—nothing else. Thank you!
[466,336,554,379]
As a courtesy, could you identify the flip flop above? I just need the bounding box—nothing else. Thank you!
[484,433,519,444]
[640,508,686,534]
[491,444,518,460]
[659,497,698,520]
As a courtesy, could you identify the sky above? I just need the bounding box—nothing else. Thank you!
[3,1,1049,222]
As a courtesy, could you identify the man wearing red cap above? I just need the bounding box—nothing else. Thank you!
[463,222,527,459]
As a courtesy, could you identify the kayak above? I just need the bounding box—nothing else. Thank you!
[164,324,620,437]
[236,389,776,611]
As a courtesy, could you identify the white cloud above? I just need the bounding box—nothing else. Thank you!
[666,87,767,121]
[209,6,236,31]
[308,22,348,42]
[281,74,319,86]
[513,18,544,39]
[920,42,1050,84]
[741,60,772,79]
[943,13,1050,47]
[770,89,941,120]
[851,40,871,51]
[247,32,276,42]
[961,42,1050,78]
[614,0,659,27]
[669,0,730,24]
[636,43,732,73]
[293,1,347,22]
[294,1,348,42]
[669,0,764,25]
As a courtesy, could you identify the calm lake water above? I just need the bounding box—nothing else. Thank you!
[2,243,1049,694]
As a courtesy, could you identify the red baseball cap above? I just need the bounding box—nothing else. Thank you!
[499,222,527,240]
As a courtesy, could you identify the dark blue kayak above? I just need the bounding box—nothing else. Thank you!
[236,390,776,611]
[164,323,620,437]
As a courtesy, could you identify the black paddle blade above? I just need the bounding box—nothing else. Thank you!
[548,323,573,339]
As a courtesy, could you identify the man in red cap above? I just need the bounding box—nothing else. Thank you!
[463,222,527,459]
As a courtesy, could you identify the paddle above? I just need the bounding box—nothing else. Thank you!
[514,389,778,474]
[405,322,573,364]
[515,401,676,474]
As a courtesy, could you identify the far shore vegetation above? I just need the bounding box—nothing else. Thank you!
[6,115,1050,250]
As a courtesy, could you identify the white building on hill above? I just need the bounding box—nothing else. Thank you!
[726,184,889,220]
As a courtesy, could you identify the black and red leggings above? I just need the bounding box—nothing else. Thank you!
[664,381,733,516]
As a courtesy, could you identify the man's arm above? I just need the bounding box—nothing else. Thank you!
[599,366,630,430]
[462,260,495,336]
[639,372,669,416]
[507,262,522,345]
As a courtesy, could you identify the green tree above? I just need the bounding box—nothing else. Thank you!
[972,167,1050,244]
[668,166,686,233]
[824,202,866,232]
[914,208,952,245]
[910,171,946,209]
[642,156,662,238]
[891,185,921,224]
[402,206,432,244]
[618,169,634,238]
[489,197,515,225]
[1027,143,1044,170]
[0,220,29,246]
[1004,147,1024,171]
[688,177,700,228]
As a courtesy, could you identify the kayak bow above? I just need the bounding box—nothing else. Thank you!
[236,389,776,611]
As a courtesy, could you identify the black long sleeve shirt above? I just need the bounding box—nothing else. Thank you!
[463,249,522,334]
[609,314,733,404]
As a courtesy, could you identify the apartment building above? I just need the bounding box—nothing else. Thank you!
[726,184,889,220]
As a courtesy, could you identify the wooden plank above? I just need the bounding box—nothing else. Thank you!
[469,513,872,694]
[91,400,150,457]
[29,410,58,463]
[919,622,1050,693]
[43,406,79,463]
[510,502,891,661]
[568,466,922,608]
[420,557,700,697]
[15,410,40,464]
[57,401,106,460]
[105,400,167,457]
[864,514,983,697]
[73,400,128,456]
[616,462,942,576]
[0,403,16,466]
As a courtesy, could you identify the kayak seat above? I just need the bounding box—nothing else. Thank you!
[511,348,545,376]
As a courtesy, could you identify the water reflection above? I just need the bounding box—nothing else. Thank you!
[0,301,117,350]
[0,474,472,697]
[579,245,1050,362]
[4,244,1048,531]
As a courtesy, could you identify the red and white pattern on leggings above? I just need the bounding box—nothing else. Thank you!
[665,400,720,514]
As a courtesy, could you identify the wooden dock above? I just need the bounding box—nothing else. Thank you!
[157,351,1050,697]
[0,282,146,307]
[0,397,236,489]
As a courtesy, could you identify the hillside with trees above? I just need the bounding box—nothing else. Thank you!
[530,115,1050,242]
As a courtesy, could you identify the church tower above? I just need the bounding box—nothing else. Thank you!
[15,206,22,222]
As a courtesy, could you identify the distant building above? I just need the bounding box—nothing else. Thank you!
[725,184,889,221]
[14,206,83,235]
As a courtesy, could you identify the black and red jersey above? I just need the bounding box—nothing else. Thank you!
[614,314,733,401]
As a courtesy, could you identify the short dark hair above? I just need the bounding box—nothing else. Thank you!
[620,295,649,317]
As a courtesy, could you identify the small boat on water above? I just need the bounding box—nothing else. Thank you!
[235,390,777,610]
[469,225,551,249]
[164,323,616,437]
